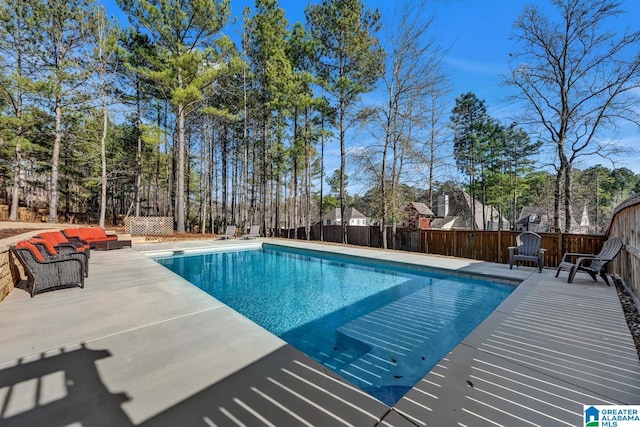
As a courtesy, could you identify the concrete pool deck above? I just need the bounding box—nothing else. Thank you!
[0,238,638,426]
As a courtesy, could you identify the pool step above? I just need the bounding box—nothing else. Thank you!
[325,280,490,399]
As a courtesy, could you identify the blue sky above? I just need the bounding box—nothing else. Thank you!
[106,0,640,184]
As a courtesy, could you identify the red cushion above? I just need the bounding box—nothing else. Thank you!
[63,228,83,239]
[29,238,58,255]
[16,241,45,262]
[38,231,67,245]
[79,228,96,241]
[62,229,90,251]
[91,228,117,241]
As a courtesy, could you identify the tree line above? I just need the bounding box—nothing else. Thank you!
[1,0,638,239]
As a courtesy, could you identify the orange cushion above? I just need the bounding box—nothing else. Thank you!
[29,238,58,255]
[38,231,67,245]
[16,241,45,262]
[92,228,117,241]
[62,229,90,251]
[79,228,95,240]
[64,228,83,239]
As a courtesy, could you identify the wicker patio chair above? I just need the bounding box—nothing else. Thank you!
[12,241,85,297]
[555,237,623,286]
[38,230,90,258]
[30,238,89,278]
[508,231,546,273]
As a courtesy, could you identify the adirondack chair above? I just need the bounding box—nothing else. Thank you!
[508,232,546,273]
[555,237,623,286]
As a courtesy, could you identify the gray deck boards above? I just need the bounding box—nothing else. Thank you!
[1,238,638,426]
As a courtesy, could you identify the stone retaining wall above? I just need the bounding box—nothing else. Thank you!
[0,230,59,302]
[0,242,26,302]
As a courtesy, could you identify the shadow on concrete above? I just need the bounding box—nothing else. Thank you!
[0,344,131,426]
[139,345,398,427]
[0,343,419,426]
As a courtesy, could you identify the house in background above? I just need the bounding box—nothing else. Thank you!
[430,191,510,230]
[515,206,551,233]
[403,202,435,230]
[516,205,593,233]
[320,207,368,226]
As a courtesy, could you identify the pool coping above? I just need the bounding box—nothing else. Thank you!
[1,238,638,425]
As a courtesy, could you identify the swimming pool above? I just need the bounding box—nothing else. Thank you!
[155,244,515,406]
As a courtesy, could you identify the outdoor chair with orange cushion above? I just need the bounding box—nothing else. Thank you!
[61,228,93,252]
[66,227,118,249]
[12,241,84,297]
[29,238,89,277]
[37,230,90,258]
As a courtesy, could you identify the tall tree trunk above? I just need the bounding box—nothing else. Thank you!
[242,66,249,231]
[10,56,23,222]
[176,64,186,232]
[221,124,228,226]
[261,103,268,236]
[320,123,324,242]
[339,102,346,244]
[553,165,563,231]
[176,102,185,232]
[99,81,108,228]
[564,162,573,233]
[10,142,21,221]
[49,94,63,223]
[135,76,142,217]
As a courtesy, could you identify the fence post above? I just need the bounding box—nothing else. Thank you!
[497,229,502,263]
[453,229,458,258]
[557,231,563,264]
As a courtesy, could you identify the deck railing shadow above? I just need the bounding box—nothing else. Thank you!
[140,345,392,426]
[0,344,131,426]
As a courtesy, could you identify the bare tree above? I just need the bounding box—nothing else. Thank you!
[357,0,448,247]
[507,0,640,232]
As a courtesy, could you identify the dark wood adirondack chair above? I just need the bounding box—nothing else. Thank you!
[555,237,623,286]
[509,232,546,273]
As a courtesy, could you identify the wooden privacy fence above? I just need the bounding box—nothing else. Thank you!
[282,225,606,269]
[608,194,640,298]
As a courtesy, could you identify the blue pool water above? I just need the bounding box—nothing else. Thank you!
[155,245,515,406]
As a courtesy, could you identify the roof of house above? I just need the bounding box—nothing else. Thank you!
[321,207,367,221]
[517,206,550,225]
[407,202,435,217]
[462,192,510,229]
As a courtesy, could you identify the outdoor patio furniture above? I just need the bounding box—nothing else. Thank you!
[508,231,546,273]
[63,227,122,249]
[217,225,236,240]
[29,238,89,277]
[37,230,90,258]
[555,237,623,286]
[241,225,260,239]
[12,241,84,297]
[93,240,132,251]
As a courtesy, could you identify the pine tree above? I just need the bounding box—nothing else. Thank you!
[306,0,384,243]
[118,0,231,232]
